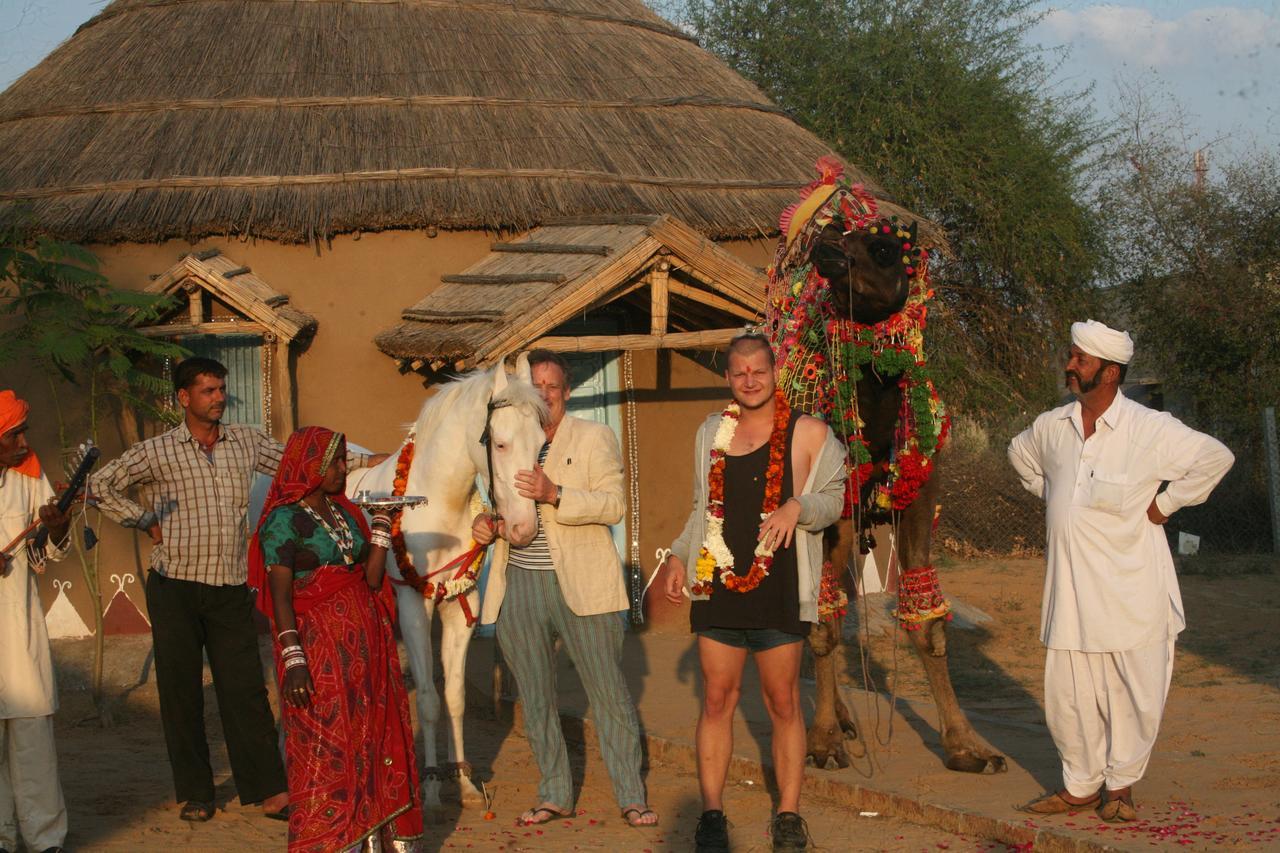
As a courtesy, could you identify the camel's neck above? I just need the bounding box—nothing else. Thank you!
[855,372,903,462]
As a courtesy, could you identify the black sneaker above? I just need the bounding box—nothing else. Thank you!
[695,809,731,853]
[771,811,811,852]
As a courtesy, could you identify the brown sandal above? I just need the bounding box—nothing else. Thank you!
[1015,789,1101,815]
[1098,790,1137,823]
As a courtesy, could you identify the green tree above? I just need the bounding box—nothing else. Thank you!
[0,223,183,723]
[1097,90,1280,452]
[665,0,1106,421]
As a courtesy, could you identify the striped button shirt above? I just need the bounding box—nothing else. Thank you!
[91,422,366,586]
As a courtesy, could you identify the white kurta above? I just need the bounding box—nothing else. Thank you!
[1008,393,1234,653]
[0,467,67,719]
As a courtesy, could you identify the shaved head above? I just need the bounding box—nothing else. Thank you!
[726,333,775,369]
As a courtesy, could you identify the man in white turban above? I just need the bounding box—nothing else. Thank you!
[1007,320,1234,822]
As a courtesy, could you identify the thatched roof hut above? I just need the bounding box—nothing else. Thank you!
[0,0,917,244]
[3,0,932,632]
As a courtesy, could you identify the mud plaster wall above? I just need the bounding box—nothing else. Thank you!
[8,231,773,629]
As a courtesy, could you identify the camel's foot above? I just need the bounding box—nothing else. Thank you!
[805,718,862,771]
[943,747,1007,775]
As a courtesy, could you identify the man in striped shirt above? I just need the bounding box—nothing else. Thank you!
[472,350,654,830]
[91,357,385,824]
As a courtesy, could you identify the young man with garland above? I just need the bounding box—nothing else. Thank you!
[91,357,387,824]
[1009,320,1234,823]
[662,334,847,853]
[472,349,655,830]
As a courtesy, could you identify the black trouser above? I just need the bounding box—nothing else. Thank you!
[144,571,286,805]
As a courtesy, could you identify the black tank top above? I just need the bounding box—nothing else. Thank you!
[690,411,805,635]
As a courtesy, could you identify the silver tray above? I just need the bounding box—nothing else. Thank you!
[351,493,428,510]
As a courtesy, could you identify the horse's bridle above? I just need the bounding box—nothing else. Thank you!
[477,396,512,511]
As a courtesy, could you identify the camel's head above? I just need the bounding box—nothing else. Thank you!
[810,220,917,325]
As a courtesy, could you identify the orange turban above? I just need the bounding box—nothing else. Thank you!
[0,390,41,479]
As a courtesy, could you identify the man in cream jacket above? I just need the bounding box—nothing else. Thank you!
[473,350,654,830]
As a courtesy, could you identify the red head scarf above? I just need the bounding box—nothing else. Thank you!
[0,391,41,479]
[248,426,371,620]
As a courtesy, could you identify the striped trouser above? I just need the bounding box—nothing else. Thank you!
[495,567,646,810]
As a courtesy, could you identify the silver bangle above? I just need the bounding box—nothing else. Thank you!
[283,657,308,671]
[276,629,299,642]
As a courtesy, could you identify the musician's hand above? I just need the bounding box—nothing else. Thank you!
[38,500,71,548]
[147,523,163,546]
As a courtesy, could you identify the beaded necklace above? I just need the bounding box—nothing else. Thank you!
[302,498,356,566]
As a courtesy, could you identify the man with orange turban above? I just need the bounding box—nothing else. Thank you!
[0,390,71,853]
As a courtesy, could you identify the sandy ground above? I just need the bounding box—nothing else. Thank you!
[38,554,1279,851]
[830,554,1280,850]
[46,638,1012,852]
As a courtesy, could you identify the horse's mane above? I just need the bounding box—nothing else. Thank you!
[409,366,547,441]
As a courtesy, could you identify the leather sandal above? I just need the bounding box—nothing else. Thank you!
[1015,789,1101,815]
[518,804,571,826]
[1098,789,1138,823]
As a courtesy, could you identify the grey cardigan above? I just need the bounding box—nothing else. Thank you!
[670,413,848,623]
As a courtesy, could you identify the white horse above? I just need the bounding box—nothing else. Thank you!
[346,360,546,815]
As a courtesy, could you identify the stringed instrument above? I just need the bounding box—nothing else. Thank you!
[1,441,100,564]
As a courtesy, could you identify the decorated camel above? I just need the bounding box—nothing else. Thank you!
[766,159,1006,774]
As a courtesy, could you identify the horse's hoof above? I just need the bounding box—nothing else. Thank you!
[460,789,486,807]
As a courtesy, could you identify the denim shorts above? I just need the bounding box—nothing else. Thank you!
[697,627,805,653]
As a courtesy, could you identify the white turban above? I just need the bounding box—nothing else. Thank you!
[1071,319,1134,364]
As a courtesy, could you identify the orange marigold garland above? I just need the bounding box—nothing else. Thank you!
[817,563,848,622]
[389,438,482,603]
[692,389,792,596]
[892,564,952,629]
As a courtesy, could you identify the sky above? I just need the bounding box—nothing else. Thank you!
[0,0,1275,156]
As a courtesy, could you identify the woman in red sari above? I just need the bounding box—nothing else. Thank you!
[249,427,423,852]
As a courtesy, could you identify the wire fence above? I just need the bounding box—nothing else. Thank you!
[935,415,1277,559]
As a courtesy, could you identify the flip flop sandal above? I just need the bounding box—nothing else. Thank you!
[180,800,215,822]
[1015,789,1101,815]
[622,806,659,827]
[1098,791,1138,823]
[519,805,570,826]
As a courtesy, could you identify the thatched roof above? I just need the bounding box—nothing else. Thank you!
[0,0,922,245]
[376,214,766,365]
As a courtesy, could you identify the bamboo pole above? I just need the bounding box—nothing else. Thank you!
[532,329,741,353]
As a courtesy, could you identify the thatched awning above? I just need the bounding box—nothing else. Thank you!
[137,249,315,343]
[0,0,928,245]
[376,215,767,367]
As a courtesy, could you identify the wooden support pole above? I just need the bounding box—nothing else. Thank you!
[137,321,268,338]
[184,282,202,326]
[1263,406,1280,555]
[650,257,670,336]
[532,328,741,353]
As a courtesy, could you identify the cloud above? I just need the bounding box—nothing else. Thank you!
[1041,4,1280,69]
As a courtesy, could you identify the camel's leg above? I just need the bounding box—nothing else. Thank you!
[806,518,862,770]
[897,463,1007,774]
[439,593,484,806]
[397,590,447,818]
[806,617,863,769]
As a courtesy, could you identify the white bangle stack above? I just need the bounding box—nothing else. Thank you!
[370,531,392,549]
[281,643,307,671]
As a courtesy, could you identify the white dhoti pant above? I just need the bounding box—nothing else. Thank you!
[0,715,67,850]
[1044,638,1175,798]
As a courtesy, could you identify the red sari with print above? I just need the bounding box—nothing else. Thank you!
[250,427,423,852]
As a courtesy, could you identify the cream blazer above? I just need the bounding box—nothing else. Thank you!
[480,415,628,623]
